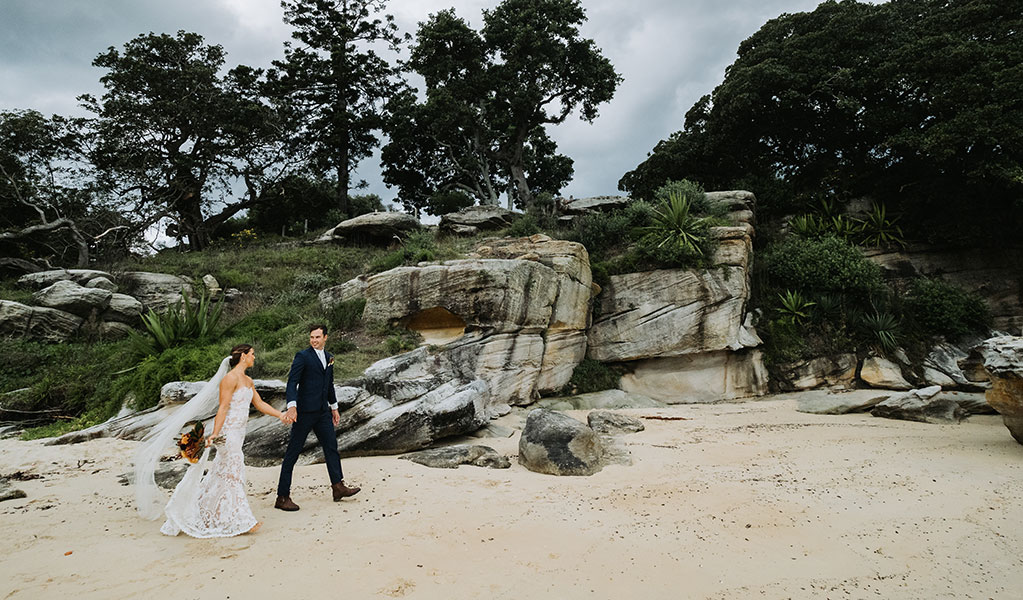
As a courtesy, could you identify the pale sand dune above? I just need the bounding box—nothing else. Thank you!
[1,396,1021,600]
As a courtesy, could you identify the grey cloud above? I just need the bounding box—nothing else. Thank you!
[1,0,827,202]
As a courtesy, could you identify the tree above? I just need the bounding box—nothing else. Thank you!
[382,0,618,211]
[620,0,1023,236]
[80,31,284,251]
[270,0,407,217]
[0,110,102,268]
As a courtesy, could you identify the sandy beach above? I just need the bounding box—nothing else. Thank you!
[1,394,1021,600]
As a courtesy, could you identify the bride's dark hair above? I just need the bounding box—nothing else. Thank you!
[229,344,254,367]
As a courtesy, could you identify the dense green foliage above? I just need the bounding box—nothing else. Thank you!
[382,0,619,211]
[904,278,991,339]
[561,358,621,395]
[268,0,407,216]
[762,236,885,301]
[620,0,1023,238]
[756,234,991,364]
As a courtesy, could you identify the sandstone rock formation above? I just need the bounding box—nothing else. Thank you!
[558,195,630,216]
[966,336,1023,443]
[316,212,420,245]
[438,206,515,236]
[871,386,966,424]
[0,300,83,342]
[775,354,857,391]
[324,235,593,406]
[860,356,912,390]
[587,191,766,403]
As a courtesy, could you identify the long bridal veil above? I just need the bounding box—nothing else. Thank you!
[134,356,230,520]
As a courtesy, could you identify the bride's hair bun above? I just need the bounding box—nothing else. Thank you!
[229,343,254,367]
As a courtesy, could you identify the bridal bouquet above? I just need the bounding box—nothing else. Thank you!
[177,421,205,463]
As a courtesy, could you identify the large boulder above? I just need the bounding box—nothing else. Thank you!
[0,300,82,342]
[518,409,606,476]
[439,206,516,235]
[326,236,593,403]
[966,336,1023,443]
[795,389,891,415]
[17,269,114,290]
[871,386,966,424]
[101,293,143,325]
[116,272,193,313]
[860,356,913,390]
[318,212,420,245]
[32,280,113,318]
[474,235,593,331]
[922,342,978,390]
[558,195,630,216]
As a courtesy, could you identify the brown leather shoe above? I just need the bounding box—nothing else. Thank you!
[274,496,300,511]
[332,480,361,501]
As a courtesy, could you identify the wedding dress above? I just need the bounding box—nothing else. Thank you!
[159,385,258,537]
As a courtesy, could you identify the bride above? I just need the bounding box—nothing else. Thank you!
[134,344,289,537]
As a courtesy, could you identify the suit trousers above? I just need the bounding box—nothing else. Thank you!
[277,410,343,497]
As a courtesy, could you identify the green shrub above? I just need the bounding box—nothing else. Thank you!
[760,318,809,365]
[857,310,902,354]
[129,288,225,357]
[904,278,990,338]
[636,192,712,266]
[856,202,906,248]
[327,298,366,332]
[122,344,227,411]
[776,290,815,324]
[384,330,421,355]
[561,358,621,394]
[368,230,438,274]
[505,213,543,237]
[563,201,653,261]
[763,235,884,300]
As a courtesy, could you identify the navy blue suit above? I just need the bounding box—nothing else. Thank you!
[277,347,344,497]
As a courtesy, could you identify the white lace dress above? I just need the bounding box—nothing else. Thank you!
[160,386,258,537]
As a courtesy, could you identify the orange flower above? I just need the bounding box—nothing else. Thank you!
[177,421,205,463]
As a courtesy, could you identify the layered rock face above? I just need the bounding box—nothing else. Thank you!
[588,190,767,403]
[323,235,593,408]
[863,244,1023,334]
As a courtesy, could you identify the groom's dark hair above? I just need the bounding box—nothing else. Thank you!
[309,323,328,336]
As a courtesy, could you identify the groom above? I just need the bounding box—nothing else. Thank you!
[275,324,360,511]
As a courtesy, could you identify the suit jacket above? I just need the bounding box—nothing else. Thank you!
[286,347,337,413]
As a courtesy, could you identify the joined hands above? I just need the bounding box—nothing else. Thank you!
[279,407,297,424]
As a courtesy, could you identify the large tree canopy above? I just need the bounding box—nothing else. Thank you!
[81,31,282,250]
[620,0,1023,238]
[0,110,93,267]
[269,0,407,217]
[382,0,618,213]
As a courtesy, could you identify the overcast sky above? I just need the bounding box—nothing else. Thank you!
[0,0,826,205]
